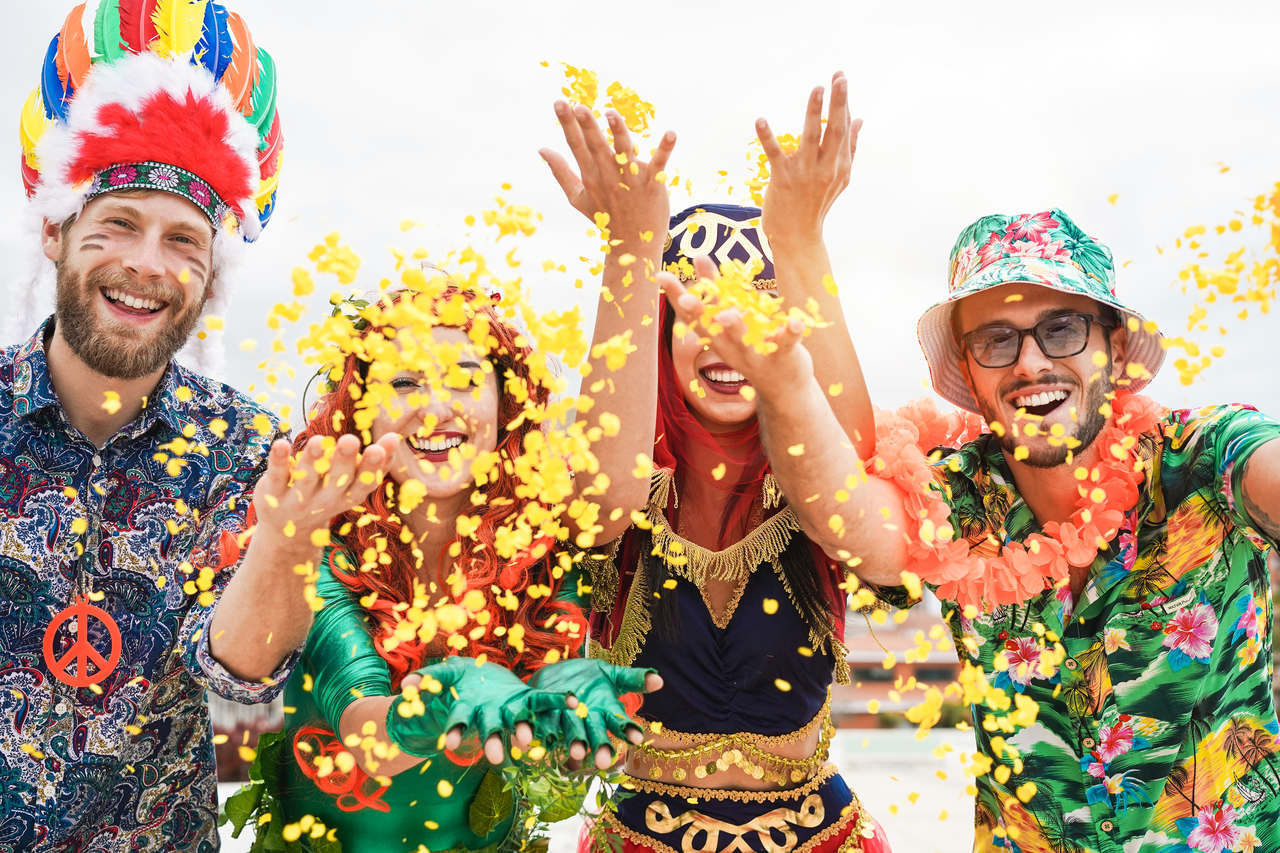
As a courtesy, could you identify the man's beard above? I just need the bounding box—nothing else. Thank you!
[979,371,1113,469]
[55,261,207,380]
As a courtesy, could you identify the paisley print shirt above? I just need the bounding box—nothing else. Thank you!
[0,321,297,851]
[929,404,1280,853]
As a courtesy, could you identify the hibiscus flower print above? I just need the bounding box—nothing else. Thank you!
[1184,802,1241,852]
[1237,637,1259,667]
[950,242,979,288]
[1095,722,1134,762]
[1235,826,1260,853]
[108,165,137,186]
[1162,601,1218,669]
[993,637,1044,691]
[977,232,1014,266]
[1103,628,1131,654]
[188,180,212,207]
[1005,211,1060,241]
[1230,593,1263,642]
[1010,238,1072,263]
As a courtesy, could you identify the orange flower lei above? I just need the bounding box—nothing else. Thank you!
[868,392,1167,611]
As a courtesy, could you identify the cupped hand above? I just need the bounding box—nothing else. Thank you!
[659,257,813,400]
[528,658,662,770]
[394,658,568,766]
[252,432,399,545]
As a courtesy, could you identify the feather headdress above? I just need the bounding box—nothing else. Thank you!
[13,0,284,374]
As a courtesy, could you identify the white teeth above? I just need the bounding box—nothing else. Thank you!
[1014,390,1069,409]
[105,288,162,311]
[408,434,464,453]
[703,368,746,384]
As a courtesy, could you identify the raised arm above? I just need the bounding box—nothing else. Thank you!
[757,72,875,458]
[661,264,905,586]
[541,106,676,546]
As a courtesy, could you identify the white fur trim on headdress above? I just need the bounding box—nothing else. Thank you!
[10,52,260,374]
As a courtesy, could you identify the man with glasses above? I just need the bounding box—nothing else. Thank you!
[664,208,1280,850]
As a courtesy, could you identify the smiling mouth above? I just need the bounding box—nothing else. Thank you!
[102,287,167,316]
[407,433,465,455]
[699,366,749,394]
[1011,389,1069,417]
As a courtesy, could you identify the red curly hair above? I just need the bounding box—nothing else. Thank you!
[294,286,587,687]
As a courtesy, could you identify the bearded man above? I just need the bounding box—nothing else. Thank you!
[665,208,1280,851]
[0,5,396,849]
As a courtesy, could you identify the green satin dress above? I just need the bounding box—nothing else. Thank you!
[270,550,531,852]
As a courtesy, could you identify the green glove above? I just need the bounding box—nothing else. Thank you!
[527,659,654,753]
[385,657,565,759]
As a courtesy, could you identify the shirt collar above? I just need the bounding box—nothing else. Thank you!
[13,315,186,437]
[12,318,61,417]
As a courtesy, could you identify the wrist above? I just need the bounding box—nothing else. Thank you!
[748,350,813,404]
[250,525,324,574]
[385,695,440,758]
[765,229,825,253]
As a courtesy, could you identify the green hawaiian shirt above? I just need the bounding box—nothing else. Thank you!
[929,404,1280,853]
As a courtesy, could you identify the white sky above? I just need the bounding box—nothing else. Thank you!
[4,0,1279,420]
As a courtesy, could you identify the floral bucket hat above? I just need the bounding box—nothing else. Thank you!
[917,208,1166,414]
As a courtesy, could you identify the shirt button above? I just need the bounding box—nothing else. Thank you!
[92,453,102,468]
[1082,737,1096,749]
[54,701,67,714]
[1101,819,1114,832]
[1064,658,1079,670]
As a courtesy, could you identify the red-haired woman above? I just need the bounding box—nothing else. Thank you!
[542,75,893,851]
[237,285,658,852]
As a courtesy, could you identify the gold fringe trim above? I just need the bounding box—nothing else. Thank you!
[594,778,874,853]
[647,500,801,586]
[651,467,676,513]
[832,638,851,686]
[596,549,652,667]
[620,762,839,803]
[595,468,851,688]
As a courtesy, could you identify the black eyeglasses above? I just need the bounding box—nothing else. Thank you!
[960,312,1112,369]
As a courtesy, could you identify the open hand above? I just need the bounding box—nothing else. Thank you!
[758,71,861,245]
[540,103,676,248]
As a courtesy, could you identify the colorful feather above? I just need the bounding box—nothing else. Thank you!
[151,0,207,59]
[257,110,282,170]
[116,0,159,54]
[56,4,91,90]
[194,0,231,80]
[221,11,257,115]
[247,48,276,144]
[19,88,51,171]
[41,35,71,122]
[93,0,126,63]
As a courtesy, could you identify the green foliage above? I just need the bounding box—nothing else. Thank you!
[470,768,515,838]
[216,730,343,853]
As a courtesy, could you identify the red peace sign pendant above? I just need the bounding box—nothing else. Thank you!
[42,595,122,688]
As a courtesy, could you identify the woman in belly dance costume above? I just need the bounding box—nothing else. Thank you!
[235,282,657,852]
[541,74,893,853]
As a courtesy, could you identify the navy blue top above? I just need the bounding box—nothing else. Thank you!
[633,559,834,736]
